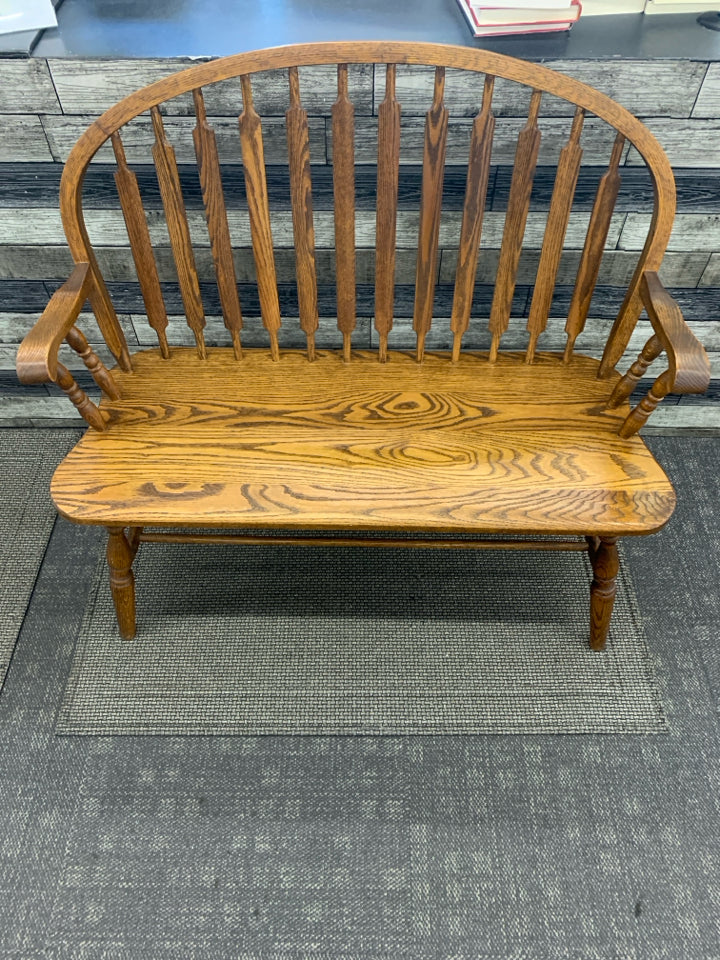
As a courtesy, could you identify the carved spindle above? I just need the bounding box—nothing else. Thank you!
[606,334,663,409]
[65,325,120,399]
[287,67,319,361]
[451,74,495,363]
[526,107,584,363]
[564,132,625,363]
[488,89,542,364]
[414,66,449,363]
[193,88,243,360]
[56,363,107,431]
[375,64,401,363]
[112,132,170,360]
[151,106,207,359]
[332,63,356,362]
[107,527,136,640]
[619,369,672,438]
[589,536,619,651]
[239,74,282,362]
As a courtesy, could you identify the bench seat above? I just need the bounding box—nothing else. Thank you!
[51,349,676,536]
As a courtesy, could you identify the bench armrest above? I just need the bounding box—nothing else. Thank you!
[607,271,710,437]
[16,262,92,384]
[641,271,710,396]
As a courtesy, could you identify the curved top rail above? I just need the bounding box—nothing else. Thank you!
[59,40,676,290]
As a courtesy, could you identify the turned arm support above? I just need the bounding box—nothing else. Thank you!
[607,271,710,437]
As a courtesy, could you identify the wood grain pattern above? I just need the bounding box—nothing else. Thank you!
[413,67,449,362]
[286,67,319,361]
[193,87,243,360]
[639,271,711,395]
[151,106,207,359]
[526,108,584,363]
[112,132,170,359]
[565,132,624,364]
[50,348,675,536]
[332,64,356,362]
[16,262,92,385]
[488,90,542,363]
[239,74,281,361]
[450,74,495,362]
[375,64,401,363]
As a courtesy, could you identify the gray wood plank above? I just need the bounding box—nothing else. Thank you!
[691,62,720,119]
[41,114,327,165]
[0,207,625,250]
[699,252,720,287]
[348,116,630,165]
[438,249,711,288]
[374,61,706,119]
[0,116,55,163]
[626,120,720,167]
[48,60,373,116]
[619,213,720,251]
[0,60,61,114]
[0,311,137,347]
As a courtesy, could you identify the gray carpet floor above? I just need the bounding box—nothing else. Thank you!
[1,434,719,958]
[0,430,77,693]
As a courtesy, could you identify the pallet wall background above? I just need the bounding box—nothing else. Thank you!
[1,55,719,429]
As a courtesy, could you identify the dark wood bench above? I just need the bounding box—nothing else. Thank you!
[16,42,710,648]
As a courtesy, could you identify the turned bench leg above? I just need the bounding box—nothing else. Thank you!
[586,535,619,651]
[107,526,138,640]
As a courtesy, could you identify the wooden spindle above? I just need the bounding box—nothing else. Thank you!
[239,75,282,362]
[375,64,401,363]
[488,89,542,363]
[450,75,495,363]
[332,63,356,363]
[65,325,120,399]
[606,334,663,409]
[193,88,243,360]
[151,106,206,359]
[112,132,170,360]
[56,363,106,431]
[619,369,672,438]
[526,107,584,363]
[414,67,449,363]
[287,67,319,361]
[564,132,625,363]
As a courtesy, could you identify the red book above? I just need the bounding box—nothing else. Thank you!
[456,0,581,36]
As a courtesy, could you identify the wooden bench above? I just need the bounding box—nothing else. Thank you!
[16,42,710,649]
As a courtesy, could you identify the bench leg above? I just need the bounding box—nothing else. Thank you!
[587,535,619,651]
[107,526,136,640]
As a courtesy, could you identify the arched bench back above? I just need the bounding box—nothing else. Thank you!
[58,41,676,376]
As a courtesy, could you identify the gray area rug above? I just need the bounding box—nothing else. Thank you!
[57,543,666,735]
[0,429,78,693]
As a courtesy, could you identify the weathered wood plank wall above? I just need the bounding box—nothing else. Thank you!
[1,55,719,428]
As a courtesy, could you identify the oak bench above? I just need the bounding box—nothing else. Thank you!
[17,42,710,648]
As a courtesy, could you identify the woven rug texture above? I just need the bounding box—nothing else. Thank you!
[58,541,666,735]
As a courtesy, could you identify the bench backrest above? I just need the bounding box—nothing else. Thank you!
[59,41,676,375]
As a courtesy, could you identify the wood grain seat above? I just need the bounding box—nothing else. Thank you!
[17,41,710,650]
[51,349,675,534]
